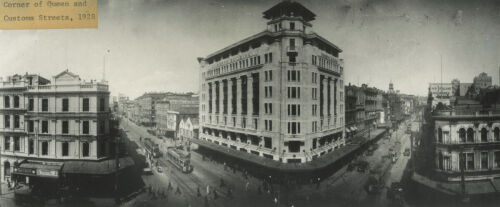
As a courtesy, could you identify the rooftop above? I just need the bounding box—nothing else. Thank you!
[262,0,316,22]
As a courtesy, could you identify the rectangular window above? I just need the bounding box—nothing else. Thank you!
[42,120,48,133]
[28,120,34,132]
[289,38,295,50]
[14,115,19,128]
[4,137,10,151]
[265,120,272,131]
[28,139,34,154]
[83,121,89,134]
[82,142,90,157]
[312,104,318,116]
[28,99,34,111]
[42,141,48,155]
[62,98,69,112]
[265,86,273,98]
[4,115,9,128]
[496,151,500,168]
[481,152,488,169]
[287,70,300,82]
[14,137,20,151]
[287,122,301,134]
[99,98,105,112]
[62,142,69,156]
[466,153,474,170]
[265,103,273,114]
[4,96,10,108]
[288,104,300,116]
[83,98,89,112]
[287,87,300,99]
[264,137,272,149]
[290,22,295,30]
[269,53,272,63]
[62,121,69,134]
[42,99,48,111]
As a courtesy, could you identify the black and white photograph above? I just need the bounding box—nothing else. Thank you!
[1,0,500,206]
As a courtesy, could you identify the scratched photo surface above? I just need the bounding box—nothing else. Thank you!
[0,0,499,207]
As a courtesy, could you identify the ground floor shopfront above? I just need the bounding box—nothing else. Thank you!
[1,156,135,199]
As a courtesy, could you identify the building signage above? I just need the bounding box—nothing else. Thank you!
[14,167,36,175]
[429,83,453,97]
[37,169,59,178]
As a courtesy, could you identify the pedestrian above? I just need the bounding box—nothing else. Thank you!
[213,189,218,200]
[206,184,210,195]
[245,181,250,191]
[176,186,181,195]
[220,178,225,188]
[168,182,173,191]
[257,186,262,195]
[274,197,278,206]
[197,187,202,197]
[223,162,227,170]
[227,188,233,199]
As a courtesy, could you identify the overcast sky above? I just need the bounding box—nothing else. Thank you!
[1,0,499,98]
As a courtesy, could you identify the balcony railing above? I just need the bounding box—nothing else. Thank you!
[0,81,27,88]
[435,139,500,146]
[433,109,500,117]
[26,84,109,93]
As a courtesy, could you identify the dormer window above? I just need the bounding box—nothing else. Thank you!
[290,22,295,30]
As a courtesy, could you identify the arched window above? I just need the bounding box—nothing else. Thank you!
[13,96,19,108]
[437,128,443,143]
[467,128,474,142]
[459,128,466,143]
[481,128,488,142]
[494,127,500,141]
[4,162,10,177]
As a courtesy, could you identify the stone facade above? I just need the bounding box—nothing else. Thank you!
[0,70,113,182]
[198,1,345,163]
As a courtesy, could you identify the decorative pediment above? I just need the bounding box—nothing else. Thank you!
[53,69,81,83]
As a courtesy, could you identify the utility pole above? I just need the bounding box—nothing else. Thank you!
[114,119,120,204]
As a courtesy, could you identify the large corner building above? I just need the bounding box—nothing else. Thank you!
[197,1,345,163]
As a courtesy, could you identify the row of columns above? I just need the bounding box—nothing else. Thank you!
[208,74,254,128]
[321,77,339,127]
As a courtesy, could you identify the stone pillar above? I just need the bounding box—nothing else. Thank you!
[247,75,254,125]
[211,82,216,123]
[227,79,233,120]
[334,78,338,124]
[219,80,224,120]
[236,77,242,127]
[322,78,328,127]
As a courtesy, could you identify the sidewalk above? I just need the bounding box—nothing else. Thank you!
[0,183,16,207]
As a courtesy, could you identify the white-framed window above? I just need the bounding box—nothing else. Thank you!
[287,104,300,116]
[287,122,301,135]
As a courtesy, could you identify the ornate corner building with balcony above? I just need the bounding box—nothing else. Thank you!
[196,1,345,164]
[0,70,128,191]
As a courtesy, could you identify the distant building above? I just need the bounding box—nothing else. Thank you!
[179,117,199,140]
[134,92,196,127]
[165,107,198,138]
[473,72,492,89]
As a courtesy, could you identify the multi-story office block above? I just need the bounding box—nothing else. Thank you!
[0,70,118,184]
[197,1,345,163]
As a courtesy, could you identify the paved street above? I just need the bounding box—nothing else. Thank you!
[120,117,282,207]
[119,115,417,207]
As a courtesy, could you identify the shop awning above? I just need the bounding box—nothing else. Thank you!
[345,128,351,133]
[62,157,134,175]
[353,127,358,131]
[13,162,63,178]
